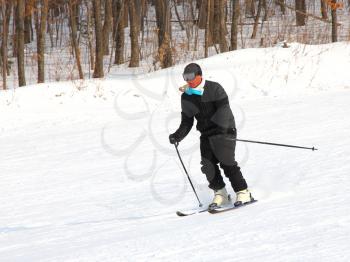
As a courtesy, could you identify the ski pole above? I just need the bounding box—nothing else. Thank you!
[231,138,318,151]
[174,142,203,207]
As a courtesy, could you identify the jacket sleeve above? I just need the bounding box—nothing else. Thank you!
[173,96,194,141]
[211,84,235,129]
[173,112,194,141]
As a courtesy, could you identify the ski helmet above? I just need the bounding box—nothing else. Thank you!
[183,63,202,81]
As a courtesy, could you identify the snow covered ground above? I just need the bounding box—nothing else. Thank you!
[1,42,350,261]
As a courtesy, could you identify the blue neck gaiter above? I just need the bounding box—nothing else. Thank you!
[185,87,203,96]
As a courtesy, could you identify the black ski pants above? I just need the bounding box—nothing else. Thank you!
[200,133,247,192]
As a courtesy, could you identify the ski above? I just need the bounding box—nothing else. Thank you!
[176,208,209,217]
[208,199,258,214]
[176,200,257,216]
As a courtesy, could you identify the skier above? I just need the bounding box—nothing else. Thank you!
[169,63,254,209]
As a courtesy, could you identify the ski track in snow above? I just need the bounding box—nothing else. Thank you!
[1,43,350,261]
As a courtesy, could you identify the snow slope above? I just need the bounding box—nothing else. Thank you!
[1,42,350,261]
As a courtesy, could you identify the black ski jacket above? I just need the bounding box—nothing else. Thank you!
[173,80,236,141]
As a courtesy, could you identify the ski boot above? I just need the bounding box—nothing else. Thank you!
[208,187,231,211]
[234,189,254,207]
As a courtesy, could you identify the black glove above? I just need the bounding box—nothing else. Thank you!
[169,133,179,144]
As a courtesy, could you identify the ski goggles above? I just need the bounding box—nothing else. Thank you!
[182,72,197,82]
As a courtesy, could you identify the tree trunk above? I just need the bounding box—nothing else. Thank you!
[24,0,34,44]
[262,0,268,21]
[17,0,26,87]
[69,0,84,79]
[295,0,306,26]
[139,0,147,34]
[93,0,104,78]
[218,0,228,52]
[35,0,48,83]
[173,0,184,30]
[320,0,328,19]
[123,0,129,27]
[245,0,255,18]
[276,0,285,14]
[155,0,173,68]
[204,0,211,57]
[331,0,337,42]
[1,1,12,90]
[85,1,95,72]
[208,0,214,46]
[198,0,207,29]
[213,0,220,44]
[252,0,263,39]
[47,9,54,48]
[114,0,125,65]
[102,0,112,55]
[129,0,139,67]
[13,9,18,59]
[230,0,239,51]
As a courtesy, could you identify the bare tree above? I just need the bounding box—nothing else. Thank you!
[198,0,207,29]
[128,0,139,67]
[218,0,228,52]
[252,0,263,38]
[0,0,347,88]
[34,0,49,83]
[17,0,26,86]
[276,0,285,14]
[245,0,255,18]
[155,0,173,68]
[102,0,113,55]
[204,0,212,57]
[114,0,125,65]
[173,0,184,30]
[24,0,34,44]
[213,1,220,43]
[262,0,268,21]
[85,0,95,72]
[331,0,337,42]
[320,0,328,19]
[230,0,240,51]
[69,0,84,79]
[295,0,306,26]
[1,0,12,90]
[93,0,104,78]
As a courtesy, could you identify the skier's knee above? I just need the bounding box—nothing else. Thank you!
[200,161,210,174]
[220,162,239,171]
[200,159,215,175]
